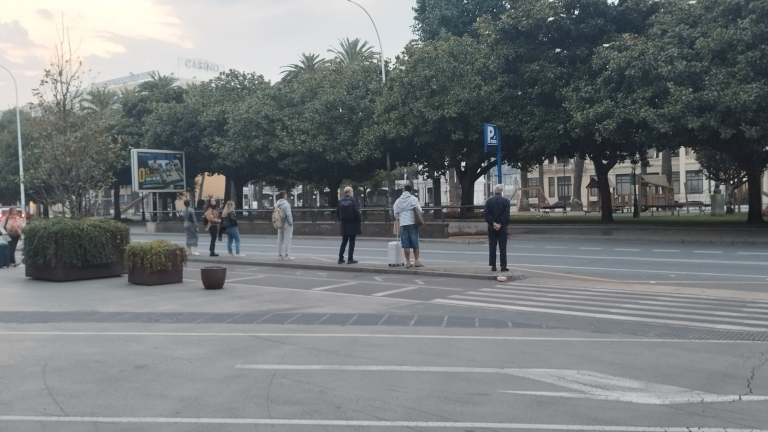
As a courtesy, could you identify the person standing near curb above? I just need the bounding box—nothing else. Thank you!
[204,199,221,257]
[182,199,200,256]
[484,184,510,272]
[1,207,24,267]
[393,184,423,268]
[222,201,245,257]
[274,191,294,260]
[337,186,361,264]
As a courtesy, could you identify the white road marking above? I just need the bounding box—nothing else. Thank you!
[310,282,357,291]
[693,251,722,254]
[614,249,640,252]
[653,250,680,253]
[738,252,768,256]
[233,365,768,405]
[545,246,568,249]
[0,417,761,431]
[504,263,768,279]
[225,275,266,282]
[373,277,383,281]
[414,279,425,285]
[579,247,603,250]
[372,286,420,297]
[432,299,768,331]
[0,331,766,343]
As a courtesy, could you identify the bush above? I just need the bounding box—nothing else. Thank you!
[23,218,130,268]
[125,239,187,273]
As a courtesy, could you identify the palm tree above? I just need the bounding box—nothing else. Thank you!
[280,53,327,82]
[79,87,119,114]
[137,72,178,94]
[328,38,378,66]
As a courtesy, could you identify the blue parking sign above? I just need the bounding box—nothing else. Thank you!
[484,123,500,153]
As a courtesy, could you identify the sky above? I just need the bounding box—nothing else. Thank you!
[0,0,418,109]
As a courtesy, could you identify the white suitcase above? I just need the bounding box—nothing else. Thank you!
[388,241,405,267]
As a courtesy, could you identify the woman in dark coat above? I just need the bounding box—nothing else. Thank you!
[337,186,362,264]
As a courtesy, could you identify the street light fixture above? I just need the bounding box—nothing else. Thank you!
[0,65,26,213]
[345,0,393,206]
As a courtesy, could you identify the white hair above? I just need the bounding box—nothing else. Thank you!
[344,186,353,195]
[493,184,504,194]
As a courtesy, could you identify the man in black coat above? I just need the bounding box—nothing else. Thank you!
[337,186,362,264]
[484,184,511,272]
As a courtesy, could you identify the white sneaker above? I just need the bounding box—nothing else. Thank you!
[236,254,246,257]
[192,252,200,256]
[285,255,295,260]
[229,253,235,257]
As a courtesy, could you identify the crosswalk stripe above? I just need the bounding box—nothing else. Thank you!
[474,290,765,318]
[431,299,768,332]
[446,295,768,327]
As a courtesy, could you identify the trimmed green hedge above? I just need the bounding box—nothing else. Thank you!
[125,239,188,273]
[23,218,130,268]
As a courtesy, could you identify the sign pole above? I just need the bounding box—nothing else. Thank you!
[497,133,502,186]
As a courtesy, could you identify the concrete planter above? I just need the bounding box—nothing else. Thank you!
[25,235,126,282]
[201,266,226,290]
[127,252,183,286]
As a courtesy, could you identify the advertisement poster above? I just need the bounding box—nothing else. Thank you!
[131,149,186,192]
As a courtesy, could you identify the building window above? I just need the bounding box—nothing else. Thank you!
[548,177,555,197]
[557,176,572,198]
[672,172,680,194]
[616,174,632,195]
[558,157,569,166]
[528,177,540,189]
[686,170,704,194]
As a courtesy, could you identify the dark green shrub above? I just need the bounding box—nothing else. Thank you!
[23,218,130,268]
[125,240,188,273]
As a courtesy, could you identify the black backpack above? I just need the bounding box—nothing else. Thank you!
[339,199,355,222]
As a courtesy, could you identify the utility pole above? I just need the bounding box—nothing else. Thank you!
[0,65,26,213]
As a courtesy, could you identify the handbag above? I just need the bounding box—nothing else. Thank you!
[412,207,424,228]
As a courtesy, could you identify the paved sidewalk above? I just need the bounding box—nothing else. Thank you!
[188,254,525,281]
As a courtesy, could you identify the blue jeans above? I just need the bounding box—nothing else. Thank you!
[227,226,241,254]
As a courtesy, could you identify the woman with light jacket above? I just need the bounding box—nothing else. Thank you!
[221,201,245,257]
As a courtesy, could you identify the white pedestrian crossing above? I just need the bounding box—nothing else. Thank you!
[432,283,768,332]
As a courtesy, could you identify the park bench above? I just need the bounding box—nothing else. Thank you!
[648,204,684,216]
[541,202,567,216]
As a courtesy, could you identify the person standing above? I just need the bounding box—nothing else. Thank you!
[204,199,221,257]
[337,186,361,264]
[393,184,423,268]
[275,191,294,260]
[484,184,510,272]
[1,207,24,267]
[182,199,200,256]
[222,201,245,257]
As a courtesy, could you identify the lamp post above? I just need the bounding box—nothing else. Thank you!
[0,65,26,213]
[346,0,393,206]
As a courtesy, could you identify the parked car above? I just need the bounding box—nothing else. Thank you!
[0,207,27,226]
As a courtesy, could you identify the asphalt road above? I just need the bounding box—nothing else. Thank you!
[134,232,768,291]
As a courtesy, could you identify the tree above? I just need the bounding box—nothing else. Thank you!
[646,0,768,223]
[328,38,378,66]
[0,109,28,205]
[79,87,119,114]
[280,53,327,82]
[376,36,505,206]
[413,0,508,40]
[24,25,123,217]
[696,147,748,214]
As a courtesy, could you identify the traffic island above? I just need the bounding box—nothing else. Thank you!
[187,255,524,281]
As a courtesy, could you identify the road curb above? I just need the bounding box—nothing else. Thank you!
[187,257,525,282]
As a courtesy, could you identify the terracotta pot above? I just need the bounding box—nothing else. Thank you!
[201,266,226,290]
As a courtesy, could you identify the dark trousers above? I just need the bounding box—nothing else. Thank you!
[8,236,19,264]
[209,225,219,253]
[339,235,356,260]
[488,225,508,267]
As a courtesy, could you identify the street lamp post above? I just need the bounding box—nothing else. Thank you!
[0,65,26,213]
[346,0,393,206]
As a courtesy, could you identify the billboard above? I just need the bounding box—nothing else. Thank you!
[131,149,186,193]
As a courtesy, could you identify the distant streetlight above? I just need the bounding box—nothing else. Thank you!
[346,0,393,206]
[0,65,26,213]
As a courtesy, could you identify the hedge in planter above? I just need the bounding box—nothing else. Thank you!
[125,240,188,286]
[24,218,130,282]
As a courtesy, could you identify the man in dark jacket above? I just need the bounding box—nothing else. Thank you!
[484,184,511,272]
[337,186,362,264]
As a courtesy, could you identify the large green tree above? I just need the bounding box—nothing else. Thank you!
[413,0,508,40]
[0,109,28,206]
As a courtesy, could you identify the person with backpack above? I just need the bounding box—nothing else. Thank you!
[222,200,245,257]
[0,207,24,267]
[273,191,294,260]
[203,199,221,257]
[337,186,361,264]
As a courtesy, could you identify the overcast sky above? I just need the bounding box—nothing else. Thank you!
[0,0,418,109]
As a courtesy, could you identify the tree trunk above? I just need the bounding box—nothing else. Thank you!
[43,204,49,219]
[520,170,529,200]
[327,179,342,208]
[224,176,233,203]
[233,179,244,214]
[661,150,673,186]
[572,158,585,202]
[432,176,442,219]
[113,182,121,221]
[592,157,617,223]
[538,164,545,205]
[746,168,765,224]
[447,169,460,205]
[639,163,648,212]
[197,174,206,202]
